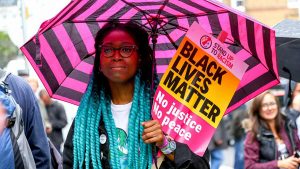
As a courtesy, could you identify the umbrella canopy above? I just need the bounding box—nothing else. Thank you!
[274,19,300,82]
[20,0,279,114]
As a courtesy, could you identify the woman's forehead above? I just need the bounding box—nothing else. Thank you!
[262,93,275,102]
[102,29,136,45]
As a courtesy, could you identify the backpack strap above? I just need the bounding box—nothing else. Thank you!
[10,99,36,169]
[0,70,11,95]
[0,70,37,169]
[0,70,14,127]
[0,69,10,82]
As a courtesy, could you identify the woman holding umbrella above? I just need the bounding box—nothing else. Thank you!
[244,91,300,169]
[63,21,209,169]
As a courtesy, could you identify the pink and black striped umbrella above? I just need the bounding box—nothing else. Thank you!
[20,0,279,114]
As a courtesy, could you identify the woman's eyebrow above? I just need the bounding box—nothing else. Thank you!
[101,42,113,46]
[101,42,135,46]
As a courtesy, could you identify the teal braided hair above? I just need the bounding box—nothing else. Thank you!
[73,71,155,169]
[73,20,160,169]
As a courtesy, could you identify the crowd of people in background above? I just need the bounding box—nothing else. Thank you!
[39,89,67,153]
[208,82,300,169]
[0,68,50,169]
[21,70,68,154]
[1,68,300,169]
[0,68,67,169]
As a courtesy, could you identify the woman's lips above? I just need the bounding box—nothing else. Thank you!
[111,66,126,70]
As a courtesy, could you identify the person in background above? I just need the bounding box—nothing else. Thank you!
[63,21,210,169]
[39,89,67,153]
[287,82,300,102]
[244,91,300,169]
[26,78,52,132]
[230,104,248,169]
[208,117,229,169]
[292,94,300,139]
[292,83,300,100]
[284,82,300,111]
[0,68,50,169]
[293,95,300,113]
[17,69,30,78]
[284,82,300,139]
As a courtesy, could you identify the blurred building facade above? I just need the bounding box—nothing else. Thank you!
[222,0,300,26]
[1,0,76,144]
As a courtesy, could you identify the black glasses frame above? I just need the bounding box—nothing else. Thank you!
[99,45,138,58]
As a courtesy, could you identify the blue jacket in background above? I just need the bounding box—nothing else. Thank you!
[6,74,51,169]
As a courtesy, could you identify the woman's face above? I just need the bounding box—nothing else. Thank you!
[99,29,139,84]
[293,84,300,98]
[259,93,278,122]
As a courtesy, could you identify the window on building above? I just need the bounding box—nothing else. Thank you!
[288,0,300,8]
[288,0,298,3]
[231,0,245,12]
[236,0,244,7]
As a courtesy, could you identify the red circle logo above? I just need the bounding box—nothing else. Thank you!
[200,35,212,49]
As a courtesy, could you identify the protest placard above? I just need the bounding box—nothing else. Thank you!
[151,22,248,156]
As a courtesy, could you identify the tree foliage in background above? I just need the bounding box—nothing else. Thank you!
[0,31,18,68]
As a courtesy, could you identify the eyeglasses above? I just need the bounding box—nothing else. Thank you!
[99,45,138,58]
[261,102,277,110]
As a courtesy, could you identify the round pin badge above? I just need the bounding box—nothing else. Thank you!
[100,134,107,144]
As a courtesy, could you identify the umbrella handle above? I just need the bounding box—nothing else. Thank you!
[150,31,158,104]
[283,67,292,108]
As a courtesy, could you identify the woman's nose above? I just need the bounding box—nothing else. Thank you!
[112,50,122,61]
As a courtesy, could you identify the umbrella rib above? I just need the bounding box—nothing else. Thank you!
[120,0,156,30]
[158,23,179,49]
[157,10,229,33]
[155,0,169,19]
[160,10,229,20]
[277,38,300,48]
[120,0,151,17]
[69,9,229,32]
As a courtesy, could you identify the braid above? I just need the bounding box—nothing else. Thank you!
[141,81,154,169]
[90,90,101,168]
[73,77,94,168]
[84,105,92,169]
[103,95,121,169]
[145,86,154,169]
[139,83,146,169]
[93,94,102,167]
[74,77,103,169]
[128,74,140,168]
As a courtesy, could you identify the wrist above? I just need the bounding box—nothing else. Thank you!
[160,136,176,155]
[157,136,168,149]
